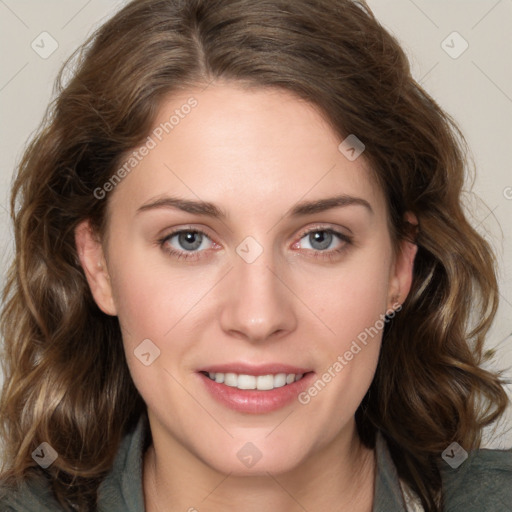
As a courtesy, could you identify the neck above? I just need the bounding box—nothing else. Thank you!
[143,418,376,512]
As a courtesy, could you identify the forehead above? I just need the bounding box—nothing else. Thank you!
[106,82,386,222]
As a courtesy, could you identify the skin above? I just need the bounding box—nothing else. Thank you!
[76,82,417,512]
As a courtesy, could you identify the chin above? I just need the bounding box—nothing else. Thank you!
[195,438,311,476]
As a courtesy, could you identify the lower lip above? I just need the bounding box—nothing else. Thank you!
[197,372,315,414]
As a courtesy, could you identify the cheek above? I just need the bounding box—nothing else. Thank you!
[108,239,190,334]
[108,254,197,407]
[110,265,164,339]
[318,268,387,378]
[105,244,176,381]
[304,247,392,346]
[294,241,392,413]
[294,260,389,442]
[107,244,218,366]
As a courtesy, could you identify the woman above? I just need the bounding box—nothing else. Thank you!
[0,0,510,511]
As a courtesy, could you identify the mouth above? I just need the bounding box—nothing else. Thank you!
[196,364,315,413]
[199,370,308,391]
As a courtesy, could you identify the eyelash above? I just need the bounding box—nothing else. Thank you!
[157,225,353,262]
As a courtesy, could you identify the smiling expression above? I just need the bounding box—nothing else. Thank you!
[77,81,415,475]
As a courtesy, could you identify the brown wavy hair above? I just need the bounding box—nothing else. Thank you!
[1,0,510,510]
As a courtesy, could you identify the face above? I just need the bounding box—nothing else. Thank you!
[77,82,416,475]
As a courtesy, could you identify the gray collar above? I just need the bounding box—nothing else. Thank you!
[99,415,409,511]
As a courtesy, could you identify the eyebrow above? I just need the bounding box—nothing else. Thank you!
[136,194,373,218]
[290,195,373,216]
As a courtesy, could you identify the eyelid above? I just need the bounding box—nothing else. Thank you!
[159,223,350,244]
[158,223,352,260]
[293,223,352,245]
[159,224,217,243]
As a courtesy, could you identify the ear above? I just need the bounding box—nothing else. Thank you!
[387,212,418,309]
[75,220,117,316]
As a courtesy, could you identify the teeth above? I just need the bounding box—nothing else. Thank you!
[205,372,305,390]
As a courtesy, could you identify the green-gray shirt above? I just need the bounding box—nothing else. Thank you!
[1,415,511,511]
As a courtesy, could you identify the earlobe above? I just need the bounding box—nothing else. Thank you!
[388,212,418,309]
[75,220,117,316]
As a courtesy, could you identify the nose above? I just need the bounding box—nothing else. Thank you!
[218,243,298,344]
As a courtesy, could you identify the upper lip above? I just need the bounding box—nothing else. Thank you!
[198,363,313,376]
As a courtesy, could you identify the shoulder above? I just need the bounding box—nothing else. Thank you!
[440,445,512,512]
[97,414,147,511]
[0,474,61,512]
[0,414,148,512]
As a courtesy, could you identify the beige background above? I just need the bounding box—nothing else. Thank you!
[0,0,511,448]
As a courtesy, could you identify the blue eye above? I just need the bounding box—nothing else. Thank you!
[300,230,338,251]
[295,228,352,260]
[172,231,206,251]
[159,229,214,260]
[158,226,352,262]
